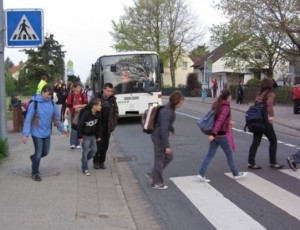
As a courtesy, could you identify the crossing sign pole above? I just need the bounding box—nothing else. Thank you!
[5,8,44,47]
[0,0,8,141]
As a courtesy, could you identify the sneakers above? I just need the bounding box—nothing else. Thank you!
[76,145,81,149]
[82,170,91,176]
[287,157,297,171]
[234,172,248,180]
[151,183,168,190]
[99,163,106,169]
[197,174,211,182]
[32,174,42,182]
[70,145,75,149]
[248,164,262,169]
[93,162,100,169]
[270,163,284,169]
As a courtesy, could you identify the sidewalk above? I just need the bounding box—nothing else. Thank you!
[1,130,137,230]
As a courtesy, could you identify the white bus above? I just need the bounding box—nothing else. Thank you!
[91,51,164,117]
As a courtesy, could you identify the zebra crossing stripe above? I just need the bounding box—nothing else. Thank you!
[170,176,266,230]
[225,172,300,220]
[280,169,300,180]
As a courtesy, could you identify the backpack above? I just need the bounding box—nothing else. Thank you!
[197,109,215,135]
[24,99,54,118]
[141,105,164,134]
[244,95,269,133]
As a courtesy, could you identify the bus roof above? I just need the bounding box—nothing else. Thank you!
[98,51,158,58]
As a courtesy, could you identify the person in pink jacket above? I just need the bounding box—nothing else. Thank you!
[197,89,247,182]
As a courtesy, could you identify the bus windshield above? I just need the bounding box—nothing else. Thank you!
[99,54,160,94]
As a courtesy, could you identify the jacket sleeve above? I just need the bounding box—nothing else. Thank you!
[82,93,88,104]
[96,115,103,139]
[112,99,119,131]
[159,109,171,148]
[212,105,230,136]
[76,111,88,139]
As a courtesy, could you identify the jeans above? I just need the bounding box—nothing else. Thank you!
[248,124,277,165]
[81,135,97,171]
[31,136,51,176]
[93,128,111,164]
[293,99,300,114]
[70,116,79,146]
[199,136,239,177]
[151,135,174,185]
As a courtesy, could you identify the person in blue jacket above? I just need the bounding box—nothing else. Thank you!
[22,85,68,182]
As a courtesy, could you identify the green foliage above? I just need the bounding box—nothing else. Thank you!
[0,139,8,160]
[245,78,261,87]
[275,86,293,104]
[5,66,17,96]
[20,34,65,85]
[177,84,186,88]
[189,45,210,59]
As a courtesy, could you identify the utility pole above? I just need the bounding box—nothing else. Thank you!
[0,0,8,141]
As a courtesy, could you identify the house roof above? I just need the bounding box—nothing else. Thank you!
[10,65,19,75]
[192,44,228,69]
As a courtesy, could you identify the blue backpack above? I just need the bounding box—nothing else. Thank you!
[197,109,215,135]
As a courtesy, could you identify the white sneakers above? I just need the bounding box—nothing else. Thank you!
[197,175,211,183]
[234,172,248,180]
[197,172,248,182]
[82,170,90,176]
[76,145,81,149]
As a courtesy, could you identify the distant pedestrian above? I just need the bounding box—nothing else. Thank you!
[65,82,88,149]
[77,98,103,176]
[291,81,300,114]
[148,91,184,189]
[93,83,119,170]
[36,74,48,94]
[197,89,247,182]
[211,79,218,98]
[236,81,244,104]
[248,78,283,169]
[21,85,68,182]
[287,150,300,171]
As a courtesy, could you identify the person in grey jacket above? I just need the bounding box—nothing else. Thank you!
[148,91,184,189]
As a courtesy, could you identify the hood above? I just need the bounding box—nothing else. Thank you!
[32,94,50,103]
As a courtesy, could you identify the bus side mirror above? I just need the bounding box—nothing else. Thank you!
[159,59,164,73]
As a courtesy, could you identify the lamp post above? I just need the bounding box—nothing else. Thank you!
[0,0,8,140]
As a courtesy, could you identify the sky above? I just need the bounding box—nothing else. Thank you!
[3,0,225,83]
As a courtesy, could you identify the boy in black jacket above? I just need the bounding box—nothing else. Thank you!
[77,98,102,176]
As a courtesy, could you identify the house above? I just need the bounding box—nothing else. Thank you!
[192,44,244,96]
[162,51,194,87]
[9,64,23,80]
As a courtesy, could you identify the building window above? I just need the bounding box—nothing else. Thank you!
[182,62,188,70]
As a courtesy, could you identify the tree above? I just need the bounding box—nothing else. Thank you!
[4,65,17,96]
[211,2,288,78]
[4,57,14,69]
[217,0,300,54]
[111,0,204,87]
[20,34,66,87]
[189,45,210,60]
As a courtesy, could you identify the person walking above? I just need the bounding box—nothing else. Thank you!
[198,89,247,182]
[21,85,68,182]
[148,91,184,189]
[65,82,88,149]
[236,81,244,104]
[291,81,300,114]
[77,98,103,176]
[93,83,119,169]
[248,78,283,169]
[211,79,218,98]
[287,150,300,171]
[36,74,48,94]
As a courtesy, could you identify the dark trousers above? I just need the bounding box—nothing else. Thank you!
[248,124,277,165]
[151,135,174,185]
[293,99,300,114]
[93,129,111,164]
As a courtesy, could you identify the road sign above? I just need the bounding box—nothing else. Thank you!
[5,9,44,47]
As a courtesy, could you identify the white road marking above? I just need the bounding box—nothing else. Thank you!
[280,169,300,180]
[170,175,266,230]
[225,172,300,220]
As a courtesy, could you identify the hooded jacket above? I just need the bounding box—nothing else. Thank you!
[212,100,230,136]
[76,108,102,139]
[22,95,65,138]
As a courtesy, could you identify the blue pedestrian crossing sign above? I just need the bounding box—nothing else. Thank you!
[5,9,44,47]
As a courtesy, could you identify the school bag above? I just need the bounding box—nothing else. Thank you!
[141,105,164,134]
[244,94,269,133]
[197,109,215,135]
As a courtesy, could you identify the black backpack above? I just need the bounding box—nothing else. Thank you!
[244,93,269,133]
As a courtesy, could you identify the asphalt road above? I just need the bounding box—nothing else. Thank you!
[113,99,300,230]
